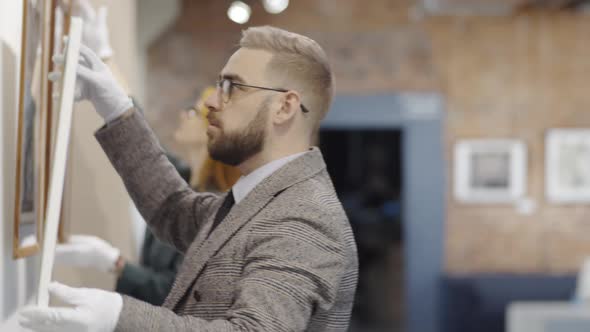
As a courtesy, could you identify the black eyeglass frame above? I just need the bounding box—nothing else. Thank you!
[216,79,310,113]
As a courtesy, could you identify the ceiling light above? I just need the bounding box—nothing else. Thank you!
[262,0,289,14]
[228,1,251,24]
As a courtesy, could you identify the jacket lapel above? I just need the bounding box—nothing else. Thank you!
[162,197,223,308]
[164,148,327,309]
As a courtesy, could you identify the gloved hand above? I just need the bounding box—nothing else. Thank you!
[49,44,133,123]
[72,0,114,59]
[19,282,122,332]
[55,235,120,273]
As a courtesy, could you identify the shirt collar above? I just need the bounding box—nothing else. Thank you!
[232,151,307,204]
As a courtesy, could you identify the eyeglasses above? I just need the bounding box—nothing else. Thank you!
[216,78,310,113]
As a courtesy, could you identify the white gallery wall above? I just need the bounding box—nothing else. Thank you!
[135,0,179,106]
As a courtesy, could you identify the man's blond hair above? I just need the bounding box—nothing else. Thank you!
[240,26,334,135]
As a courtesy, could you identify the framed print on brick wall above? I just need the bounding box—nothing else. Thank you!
[454,139,527,204]
[546,129,590,203]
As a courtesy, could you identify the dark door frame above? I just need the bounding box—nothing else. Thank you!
[322,93,446,332]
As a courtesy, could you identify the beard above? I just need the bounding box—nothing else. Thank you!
[207,100,270,166]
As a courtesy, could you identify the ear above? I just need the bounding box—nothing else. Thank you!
[272,91,301,125]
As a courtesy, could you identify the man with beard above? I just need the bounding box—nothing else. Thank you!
[20,26,358,332]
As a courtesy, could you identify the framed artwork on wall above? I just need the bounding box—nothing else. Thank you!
[454,139,527,204]
[14,0,71,259]
[546,129,590,203]
[13,0,53,259]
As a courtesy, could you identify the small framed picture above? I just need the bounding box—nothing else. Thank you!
[454,139,527,203]
[546,129,590,203]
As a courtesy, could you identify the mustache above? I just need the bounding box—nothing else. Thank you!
[207,115,222,127]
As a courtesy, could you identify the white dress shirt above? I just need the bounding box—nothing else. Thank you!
[232,151,307,204]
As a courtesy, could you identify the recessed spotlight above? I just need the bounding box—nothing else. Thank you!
[228,1,251,24]
[262,0,289,14]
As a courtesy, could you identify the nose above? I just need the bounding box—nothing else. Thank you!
[204,88,221,113]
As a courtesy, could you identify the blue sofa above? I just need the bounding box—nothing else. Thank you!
[440,274,577,332]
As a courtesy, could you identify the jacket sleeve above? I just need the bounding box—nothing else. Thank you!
[114,217,346,332]
[95,109,220,253]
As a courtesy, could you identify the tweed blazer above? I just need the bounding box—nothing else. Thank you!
[95,110,358,331]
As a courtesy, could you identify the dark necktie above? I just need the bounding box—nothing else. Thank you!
[207,190,234,238]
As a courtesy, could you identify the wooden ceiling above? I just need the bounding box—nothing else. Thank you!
[422,0,589,14]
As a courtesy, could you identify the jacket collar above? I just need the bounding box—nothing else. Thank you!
[232,151,306,204]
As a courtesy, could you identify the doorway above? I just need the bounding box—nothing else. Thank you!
[320,129,404,331]
[322,93,445,332]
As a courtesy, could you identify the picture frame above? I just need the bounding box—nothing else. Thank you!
[47,0,73,243]
[13,0,52,259]
[454,139,527,204]
[546,129,590,203]
[13,0,72,259]
[37,17,82,306]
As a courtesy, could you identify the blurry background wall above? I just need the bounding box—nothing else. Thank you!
[429,14,590,274]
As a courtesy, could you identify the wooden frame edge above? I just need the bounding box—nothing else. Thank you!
[13,0,51,259]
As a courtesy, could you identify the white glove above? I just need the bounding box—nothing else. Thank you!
[49,44,133,123]
[19,282,122,332]
[55,235,120,273]
[72,0,113,59]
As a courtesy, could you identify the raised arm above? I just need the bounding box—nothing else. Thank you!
[50,43,219,252]
[96,108,219,252]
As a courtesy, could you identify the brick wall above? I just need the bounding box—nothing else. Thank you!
[428,14,590,273]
